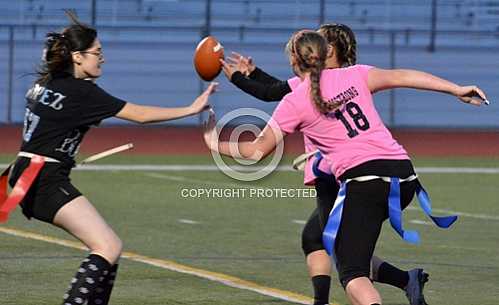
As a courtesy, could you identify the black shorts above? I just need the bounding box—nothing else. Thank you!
[8,157,82,224]
[334,159,418,287]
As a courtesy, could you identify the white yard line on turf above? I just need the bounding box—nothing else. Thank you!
[406,206,499,221]
[178,219,200,224]
[2,164,498,174]
[0,226,318,305]
[409,220,433,226]
[144,171,499,222]
[143,172,247,188]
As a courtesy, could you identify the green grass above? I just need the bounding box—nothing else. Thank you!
[1,155,498,305]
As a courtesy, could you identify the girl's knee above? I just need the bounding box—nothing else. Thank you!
[91,235,123,263]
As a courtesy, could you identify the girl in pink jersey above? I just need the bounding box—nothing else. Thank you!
[221,23,430,305]
[204,30,487,305]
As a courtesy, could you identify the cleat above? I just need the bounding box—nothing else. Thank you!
[405,268,429,305]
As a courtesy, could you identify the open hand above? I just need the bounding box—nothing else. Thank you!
[190,82,218,114]
[226,52,255,76]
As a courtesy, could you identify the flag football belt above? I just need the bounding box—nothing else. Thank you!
[312,151,334,180]
[0,152,56,222]
[0,144,134,223]
[17,151,61,163]
[313,158,459,262]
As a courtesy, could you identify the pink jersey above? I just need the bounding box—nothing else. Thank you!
[287,76,301,91]
[273,65,409,179]
[288,76,330,185]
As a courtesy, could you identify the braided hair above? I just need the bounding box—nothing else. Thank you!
[287,30,338,114]
[318,23,357,67]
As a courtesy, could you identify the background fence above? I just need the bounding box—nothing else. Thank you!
[0,0,498,127]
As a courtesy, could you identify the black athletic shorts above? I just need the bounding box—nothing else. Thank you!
[8,157,82,223]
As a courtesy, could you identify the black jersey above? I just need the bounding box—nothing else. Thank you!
[20,72,126,167]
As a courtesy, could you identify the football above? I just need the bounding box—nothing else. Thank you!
[193,36,224,81]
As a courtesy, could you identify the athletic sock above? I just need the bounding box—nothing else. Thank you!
[376,262,409,290]
[88,264,119,305]
[311,275,331,305]
[62,254,111,305]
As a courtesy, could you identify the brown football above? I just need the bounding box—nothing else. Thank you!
[193,36,224,81]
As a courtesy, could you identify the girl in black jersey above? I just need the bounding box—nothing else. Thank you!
[220,24,428,305]
[8,13,215,305]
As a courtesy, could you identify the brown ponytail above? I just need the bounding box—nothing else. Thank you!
[288,30,340,114]
[318,23,357,67]
[36,11,97,85]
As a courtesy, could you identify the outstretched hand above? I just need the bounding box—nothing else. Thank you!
[190,82,218,114]
[455,85,490,106]
[203,108,218,150]
[228,52,255,76]
[220,52,256,80]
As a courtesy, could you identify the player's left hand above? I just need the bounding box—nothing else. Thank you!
[190,82,218,114]
[455,85,490,106]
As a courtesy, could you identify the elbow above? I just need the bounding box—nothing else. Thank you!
[244,153,262,161]
[391,70,413,88]
[261,95,278,102]
[134,117,148,124]
[134,112,151,124]
[240,148,269,161]
[262,92,282,102]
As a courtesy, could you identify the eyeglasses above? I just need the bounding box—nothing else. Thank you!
[81,50,104,59]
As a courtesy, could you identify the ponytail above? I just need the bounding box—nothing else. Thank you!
[36,10,97,84]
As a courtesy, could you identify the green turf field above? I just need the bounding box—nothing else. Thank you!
[1,154,498,305]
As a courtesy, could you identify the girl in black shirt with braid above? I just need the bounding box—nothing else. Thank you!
[221,23,428,305]
[8,13,215,305]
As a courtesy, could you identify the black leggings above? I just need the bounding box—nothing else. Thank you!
[335,178,418,288]
[301,159,418,288]
[301,177,339,256]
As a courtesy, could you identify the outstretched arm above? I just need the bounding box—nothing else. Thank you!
[230,70,292,102]
[203,110,285,161]
[116,83,217,124]
[368,68,488,105]
[248,66,281,84]
[221,52,292,102]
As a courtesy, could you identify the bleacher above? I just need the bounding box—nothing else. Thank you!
[1,0,499,30]
[0,0,498,128]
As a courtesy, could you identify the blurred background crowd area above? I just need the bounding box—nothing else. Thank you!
[0,0,498,128]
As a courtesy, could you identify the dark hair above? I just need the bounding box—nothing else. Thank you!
[288,30,338,114]
[37,11,97,84]
[318,23,357,67]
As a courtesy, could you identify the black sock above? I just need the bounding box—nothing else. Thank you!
[62,254,111,305]
[311,275,331,305]
[88,264,119,305]
[376,262,409,290]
